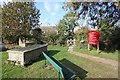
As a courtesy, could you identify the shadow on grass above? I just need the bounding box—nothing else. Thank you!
[118,50,120,61]
[25,50,60,67]
[60,58,88,79]
[47,50,60,56]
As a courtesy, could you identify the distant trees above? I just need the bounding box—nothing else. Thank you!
[31,27,42,44]
[41,28,58,45]
[45,12,76,46]
[2,2,40,44]
[45,32,58,45]
[74,27,88,41]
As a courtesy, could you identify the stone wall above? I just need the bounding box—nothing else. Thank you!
[7,44,48,65]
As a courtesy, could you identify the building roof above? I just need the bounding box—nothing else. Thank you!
[39,26,57,33]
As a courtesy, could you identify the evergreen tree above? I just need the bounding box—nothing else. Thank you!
[2,2,40,43]
[57,12,78,45]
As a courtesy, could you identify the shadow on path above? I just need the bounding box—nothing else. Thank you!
[60,58,88,79]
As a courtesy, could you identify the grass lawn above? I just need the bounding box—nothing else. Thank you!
[1,45,118,79]
[73,45,119,61]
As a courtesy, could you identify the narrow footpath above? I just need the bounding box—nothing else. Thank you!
[68,45,118,69]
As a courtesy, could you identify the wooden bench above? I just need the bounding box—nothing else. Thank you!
[42,52,76,80]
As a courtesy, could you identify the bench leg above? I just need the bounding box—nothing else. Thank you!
[58,72,60,80]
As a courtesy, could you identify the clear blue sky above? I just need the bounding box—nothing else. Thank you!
[0,1,67,26]
[35,2,67,26]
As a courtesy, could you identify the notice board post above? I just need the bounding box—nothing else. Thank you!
[88,30,99,53]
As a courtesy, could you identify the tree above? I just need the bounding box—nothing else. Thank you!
[56,19,67,46]
[57,11,78,46]
[2,2,40,43]
[63,12,78,38]
[31,27,42,44]
[65,2,120,29]
[98,20,120,51]
[42,30,58,45]
[64,2,120,51]
[0,6,2,43]
[74,27,88,41]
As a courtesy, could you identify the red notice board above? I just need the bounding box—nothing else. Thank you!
[88,31,99,45]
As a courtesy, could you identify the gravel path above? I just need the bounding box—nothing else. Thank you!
[68,45,118,69]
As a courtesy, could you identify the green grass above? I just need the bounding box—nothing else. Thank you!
[73,46,119,61]
[1,45,118,78]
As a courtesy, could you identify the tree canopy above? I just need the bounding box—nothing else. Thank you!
[65,2,120,29]
[62,2,120,50]
[56,11,78,45]
[57,12,77,37]
[2,2,40,43]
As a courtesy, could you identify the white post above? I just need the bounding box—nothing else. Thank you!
[19,38,25,47]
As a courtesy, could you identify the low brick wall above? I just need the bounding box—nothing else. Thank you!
[7,44,48,66]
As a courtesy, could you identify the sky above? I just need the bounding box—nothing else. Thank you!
[0,0,67,26]
[35,2,67,26]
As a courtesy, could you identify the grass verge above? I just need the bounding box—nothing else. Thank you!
[1,45,118,78]
[73,45,119,61]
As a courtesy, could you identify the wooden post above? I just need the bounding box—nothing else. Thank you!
[88,44,90,51]
[97,43,99,53]
[88,43,99,53]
